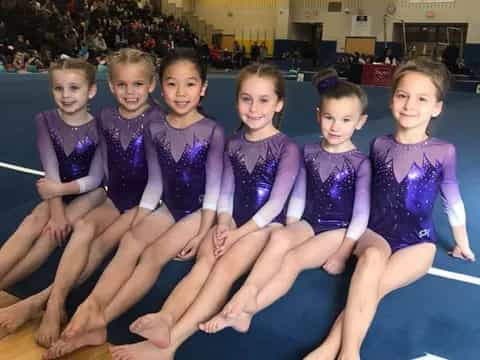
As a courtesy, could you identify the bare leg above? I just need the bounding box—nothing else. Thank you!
[45,211,206,359]
[0,202,50,280]
[0,188,106,290]
[222,222,314,319]
[129,224,223,347]
[305,231,435,360]
[61,206,174,340]
[111,225,280,360]
[35,199,121,347]
[0,288,50,340]
[209,228,345,334]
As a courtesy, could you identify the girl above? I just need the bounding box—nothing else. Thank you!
[0,49,161,347]
[201,71,371,335]
[109,63,300,360]
[0,58,105,336]
[44,51,225,359]
[305,58,475,360]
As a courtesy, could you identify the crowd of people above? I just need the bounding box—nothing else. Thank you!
[0,0,200,73]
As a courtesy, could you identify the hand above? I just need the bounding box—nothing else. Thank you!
[213,224,229,248]
[175,235,203,261]
[42,216,72,246]
[322,252,349,275]
[449,245,476,262]
[213,229,237,258]
[36,178,63,200]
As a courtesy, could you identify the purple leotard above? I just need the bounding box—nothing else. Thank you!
[287,143,371,239]
[35,110,103,201]
[139,115,225,221]
[99,106,160,213]
[368,135,466,252]
[218,131,300,227]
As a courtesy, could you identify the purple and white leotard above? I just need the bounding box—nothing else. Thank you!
[35,110,103,201]
[138,115,225,221]
[98,106,160,213]
[368,135,466,252]
[218,131,300,227]
[287,143,371,239]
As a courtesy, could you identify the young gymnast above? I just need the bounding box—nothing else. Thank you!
[109,63,300,360]
[200,71,371,335]
[304,58,475,360]
[0,49,161,346]
[43,51,225,359]
[0,57,106,337]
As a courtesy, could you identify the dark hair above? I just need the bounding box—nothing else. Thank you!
[49,57,96,87]
[158,50,207,84]
[236,62,285,129]
[313,68,368,114]
[391,57,450,101]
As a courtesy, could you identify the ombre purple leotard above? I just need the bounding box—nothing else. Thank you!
[368,135,466,252]
[287,143,371,239]
[99,106,160,213]
[138,115,225,221]
[35,110,103,201]
[218,131,300,227]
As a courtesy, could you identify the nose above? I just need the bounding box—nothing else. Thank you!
[176,85,185,96]
[330,119,340,132]
[403,96,414,110]
[249,100,258,113]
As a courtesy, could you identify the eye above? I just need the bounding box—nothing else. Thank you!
[396,93,406,99]
[419,97,428,102]
[134,81,145,87]
[53,86,62,92]
[343,118,352,123]
[187,81,197,87]
[70,85,80,91]
[240,96,251,103]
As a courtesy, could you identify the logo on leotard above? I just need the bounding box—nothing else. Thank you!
[418,229,430,239]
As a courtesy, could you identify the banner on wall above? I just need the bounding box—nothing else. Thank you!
[408,0,455,3]
[351,15,372,37]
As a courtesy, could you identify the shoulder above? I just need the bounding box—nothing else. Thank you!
[34,109,55,124]
[428,137,456,160]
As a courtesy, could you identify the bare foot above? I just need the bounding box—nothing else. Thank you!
[303,342,339,360]
[129,312,173,348]
[337,351,361,360]
[35,299,67,348]
[199,311,252,334]
[110,341,175,360]
[43,327,107,359]
[0,296,44,339]
[222,284,258,318]
[61,297,105,339]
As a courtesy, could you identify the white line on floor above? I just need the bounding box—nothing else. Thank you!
[0,161,45,176]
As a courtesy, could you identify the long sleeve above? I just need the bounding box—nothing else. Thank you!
[75,143,104,193]
[217,151,234,216]
[346,158,371,241]
[202,125,225,210]
[253,142,300,227]
[35,113,60,182]
[440,144,466,226]
[139,126,163,210]
[286,160,306,220]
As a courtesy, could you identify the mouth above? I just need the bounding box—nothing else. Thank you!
[174,100,190,107]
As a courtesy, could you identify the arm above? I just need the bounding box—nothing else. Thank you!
[324,158,372,274]
[441,145,475,261]
[227,142,300,244]
[285,154,306,224]
[35,113,60,182]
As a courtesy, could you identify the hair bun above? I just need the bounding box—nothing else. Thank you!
[312,68,338,95]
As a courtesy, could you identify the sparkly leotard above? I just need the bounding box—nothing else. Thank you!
[99,106,160,213]
[218,131,300,227]
[139,115,225,221]
[287,143,371,239]
[368,135,466,252]
[35,110,103,201]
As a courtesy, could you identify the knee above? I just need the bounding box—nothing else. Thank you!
[211,257,238,283]
[282,251,299,273]
[118,231,144,257]
[359,246,387,267]
[27,202,50,224]
[73,219,95,235]
[268,230,294,254]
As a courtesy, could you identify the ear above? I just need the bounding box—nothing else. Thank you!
[432,100,443,118]
[148,77,157,94]
[200,81,208,97]
[88,84,97,99]
[275,98,285,113]
[108,80,115,94]
[356,114,368,130]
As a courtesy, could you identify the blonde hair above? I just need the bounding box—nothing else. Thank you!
[391,58,450,101]
[48,58,96,87]
[107,48,156,81]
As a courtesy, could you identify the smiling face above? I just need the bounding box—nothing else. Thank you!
[317,95,367,151]
[160,60,206,119]
[109,62,155,119]
[237,75,284,135]
[391,71,443,136]
[50,69,96,118]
